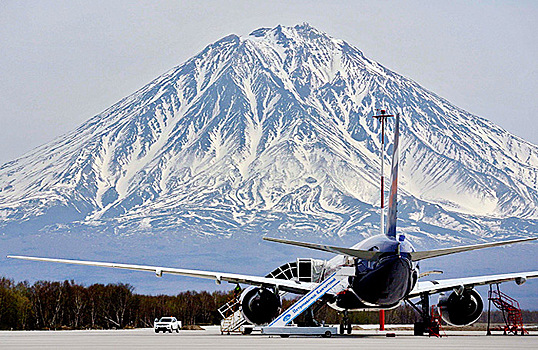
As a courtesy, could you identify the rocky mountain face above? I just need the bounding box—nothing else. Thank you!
[1,24,536,245]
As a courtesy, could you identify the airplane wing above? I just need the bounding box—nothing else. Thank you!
[7,255,317,295]
[408,270,538,298]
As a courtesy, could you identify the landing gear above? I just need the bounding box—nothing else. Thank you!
[413,321,425,336]
[339,310,352,335]
[407,292,431,336]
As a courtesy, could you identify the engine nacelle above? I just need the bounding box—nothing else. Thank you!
[438,288,483,326]
[239,286,281,325]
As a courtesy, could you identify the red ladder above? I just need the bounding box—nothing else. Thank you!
[428,305,446,338]
[488,285,528,335]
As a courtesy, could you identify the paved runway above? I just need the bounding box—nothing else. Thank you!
[0,326,536,350]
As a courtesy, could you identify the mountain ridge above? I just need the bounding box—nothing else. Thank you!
[1,23,537,245]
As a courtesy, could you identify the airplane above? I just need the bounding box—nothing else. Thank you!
[8,113,538,334]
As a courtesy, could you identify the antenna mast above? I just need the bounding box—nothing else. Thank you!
[372,109,394,237]
[372,109,394,332]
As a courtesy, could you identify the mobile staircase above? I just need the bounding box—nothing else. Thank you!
[219,258,329,335]
[487,284,528,335]
[261,268,351,337]
[219,291,289,334]
[219,297,246,334]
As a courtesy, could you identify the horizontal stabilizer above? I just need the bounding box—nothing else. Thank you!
[410,237,536,261]
[263,237,380,260]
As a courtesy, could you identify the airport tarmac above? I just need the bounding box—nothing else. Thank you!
[0,326,536,350]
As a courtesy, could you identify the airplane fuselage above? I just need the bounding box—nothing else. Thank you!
[326,234,418,311]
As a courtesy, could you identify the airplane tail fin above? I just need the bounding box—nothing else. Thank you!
[386,114,400,239]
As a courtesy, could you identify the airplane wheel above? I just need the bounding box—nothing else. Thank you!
[413,322,424,336]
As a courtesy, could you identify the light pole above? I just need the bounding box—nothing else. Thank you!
[372,109,394,331]
[372,109,394,238]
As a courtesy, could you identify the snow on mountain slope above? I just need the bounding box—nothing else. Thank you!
[0,23,537,244]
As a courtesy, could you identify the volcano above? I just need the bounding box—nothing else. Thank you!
[1,24,537,301]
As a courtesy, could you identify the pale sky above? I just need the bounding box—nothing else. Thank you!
[0,1,536,164]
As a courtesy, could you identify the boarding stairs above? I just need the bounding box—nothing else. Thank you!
[488,285,528,335]
[219,297,245,334]
[219,258,329,334]
[262,268,351,336]
[219,291,289,334]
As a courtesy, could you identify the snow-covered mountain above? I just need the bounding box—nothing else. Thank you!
[1,23,537,248]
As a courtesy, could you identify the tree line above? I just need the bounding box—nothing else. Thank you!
[0,277,232,330]
[1,277,536,330]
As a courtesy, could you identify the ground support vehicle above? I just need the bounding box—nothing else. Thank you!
[154,317,181,333]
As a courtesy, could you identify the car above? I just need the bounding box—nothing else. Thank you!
[154,317,181,333]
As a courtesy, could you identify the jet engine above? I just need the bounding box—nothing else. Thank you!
[239,286,281,325]
[438,288,483,326]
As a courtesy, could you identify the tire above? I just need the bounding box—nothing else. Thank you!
[155,329,159,333]
[414,322,424,336]
[280,335,290,338]
[322,330,332,338]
